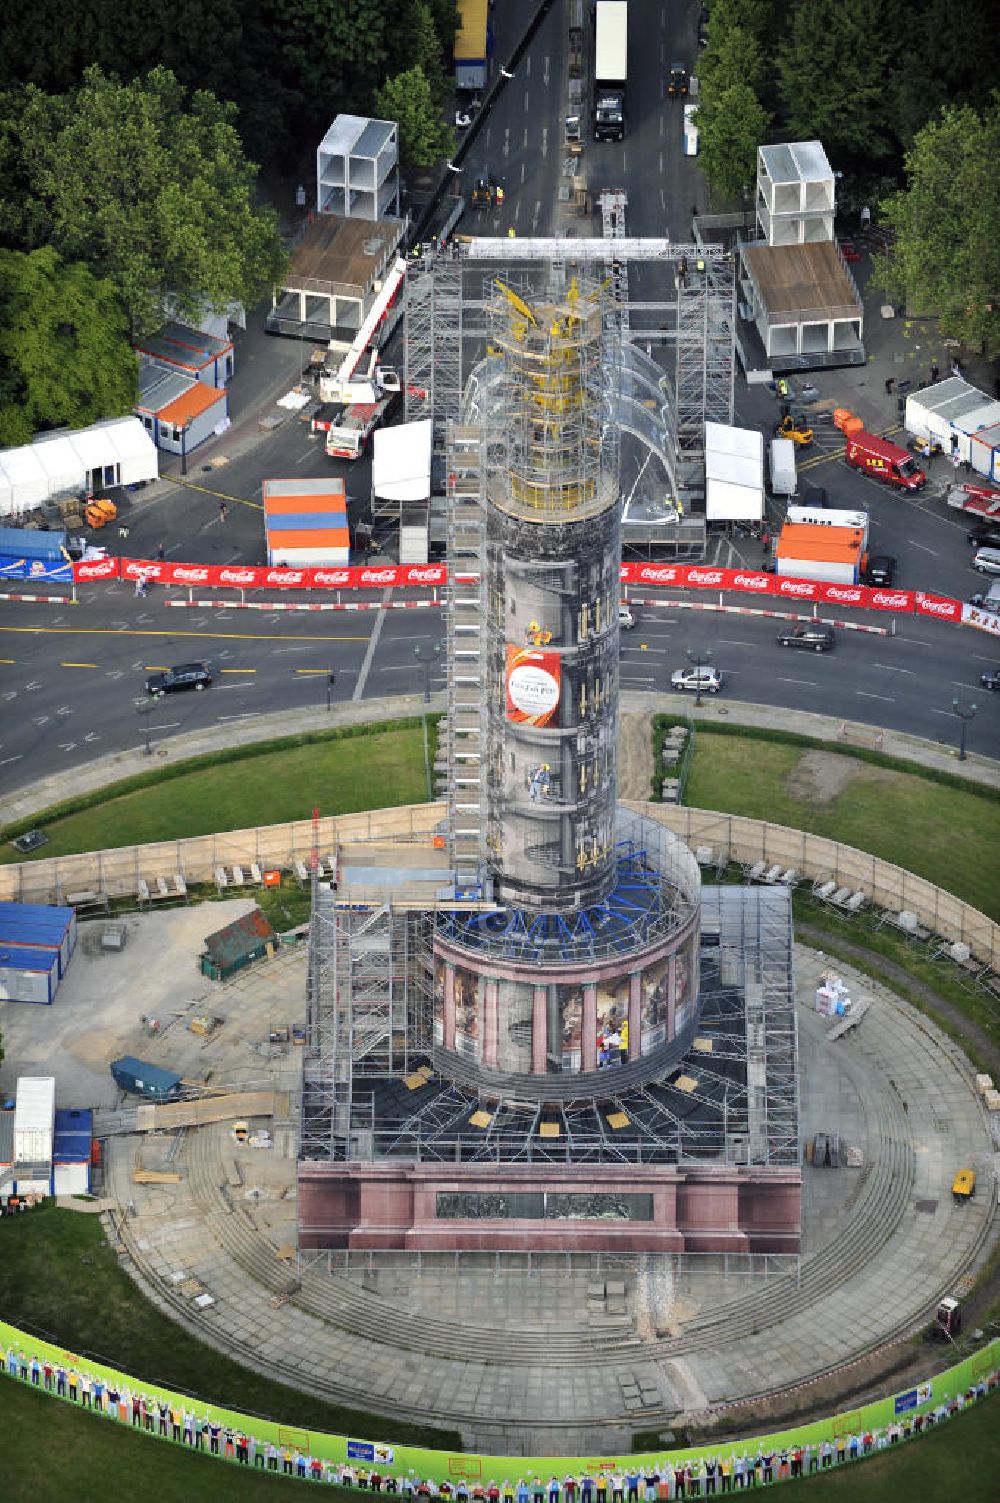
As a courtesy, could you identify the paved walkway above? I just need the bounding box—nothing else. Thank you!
[103,942,996,1453]
[4,693,998,830]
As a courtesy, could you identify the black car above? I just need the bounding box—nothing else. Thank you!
[981,668,1000,691]
[863,554,897,586]
[145,662,213,696]
[968,522,1000,548]
[776,624,836,652]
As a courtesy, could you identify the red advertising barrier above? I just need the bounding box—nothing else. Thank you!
[71,553,949,622]
[914,591,964,623]
[618,562,916,614]
[80,558,448,590]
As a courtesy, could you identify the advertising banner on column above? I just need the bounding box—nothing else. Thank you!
[505,645,561,727]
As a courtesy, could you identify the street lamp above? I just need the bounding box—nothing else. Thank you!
[326,668,335,712]
[414,643,442,703]
[685,646,713,709]
[135,698,156,757]
[950,697,978,762]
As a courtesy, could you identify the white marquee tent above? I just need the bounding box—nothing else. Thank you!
[704,422,764,521]
[0,417,158,517]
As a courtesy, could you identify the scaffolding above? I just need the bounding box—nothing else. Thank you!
[442,424,486,883]
[402,238,736,470]
[403,251,463,434]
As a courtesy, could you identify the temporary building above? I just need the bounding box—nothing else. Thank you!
[905,377,1000,471]
[136,362,229,458]
[0,902,77,977]
[200,906,277,981]
[704,422,764,520]
[775,521,864,585]
[263,478,349,567]
[14,1076,55,1167]
[134,321,234,387]
[0,945,60,1005]
[52,1108,93,1196]
[0,417,158,517]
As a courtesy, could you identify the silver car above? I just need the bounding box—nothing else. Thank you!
[973,547,1000,576]
[670,665,722,693]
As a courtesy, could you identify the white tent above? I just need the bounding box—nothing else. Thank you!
[372,419,433,503]
[704,422,764,521]
[0,417,158,516]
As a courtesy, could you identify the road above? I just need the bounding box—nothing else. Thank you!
[1,0,998,800]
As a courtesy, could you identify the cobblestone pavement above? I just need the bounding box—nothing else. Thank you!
[97,930,996,1453]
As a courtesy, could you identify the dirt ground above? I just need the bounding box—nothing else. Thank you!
[784,748,891,805]
[617,709,654,799]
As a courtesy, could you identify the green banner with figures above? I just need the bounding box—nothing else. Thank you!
[2,1316,998,1480]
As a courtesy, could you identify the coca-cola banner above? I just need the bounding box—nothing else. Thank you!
[73,557,121,581]
[915,591,964,623]
[81,559,448,590]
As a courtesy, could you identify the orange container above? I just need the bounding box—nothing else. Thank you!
[832,408,856,433]
[263,869,281,887]
[842,415,864,437]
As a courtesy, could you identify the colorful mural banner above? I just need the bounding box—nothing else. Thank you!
[2,1316,998,1481]
[505,645,562,727]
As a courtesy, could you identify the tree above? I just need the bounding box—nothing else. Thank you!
[376,67,454,169]
[697,83,772,201]
[0,247,136,447]
[881,97,1000,356]
[387,1,452,111]
[775,0,902,172]
[11,66,286,336]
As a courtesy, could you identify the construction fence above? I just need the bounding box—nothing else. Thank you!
[1,800,996,969]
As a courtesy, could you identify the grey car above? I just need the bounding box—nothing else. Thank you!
[776,624,835,652]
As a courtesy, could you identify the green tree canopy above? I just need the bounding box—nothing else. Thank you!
[775,0,902,171]
[0,247,137,448]
[376,67,454,170]
[881,97,1000,357]
[696,82,772,202]
[5,66,285,337]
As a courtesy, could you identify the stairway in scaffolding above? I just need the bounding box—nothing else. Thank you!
[443,423,486,891]
[600,190,630,341]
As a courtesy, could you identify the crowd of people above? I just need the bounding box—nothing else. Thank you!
[3,1337,998,1492]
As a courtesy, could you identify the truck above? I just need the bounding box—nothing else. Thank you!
[844,430,926,491]
[313,351,402,460]
[769,437,797,497]
[593,1,628,141]
[324,392,401,461]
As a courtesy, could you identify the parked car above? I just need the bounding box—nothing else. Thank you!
[618,604,636,630]
[776,624,835,652]
[981,668,1000,691]
[968,522,1000,549]
[145,662,213,696]
[670,665,722,693]
[863,554,897,586]
[972,547,1000,576]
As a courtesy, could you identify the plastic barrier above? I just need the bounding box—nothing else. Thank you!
[85,559,449,590]
[1,1314,997,1485]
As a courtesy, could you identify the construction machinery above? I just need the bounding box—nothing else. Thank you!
[668,63,689,97]
[775,414,814,447]
[935,1296,962,1338]
[472,175,505,212]
[84,496,118,529]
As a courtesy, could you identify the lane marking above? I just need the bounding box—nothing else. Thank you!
[0,625,367,644]
[777,677,819,686]
[221,667,256,674]
[855,691,895,702]
[61,662,98,668]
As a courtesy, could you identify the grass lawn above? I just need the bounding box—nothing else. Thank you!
[3,1373,999,1503]
[680,730,999,921]
[0,1204,459,1448]
[0,723,429,862]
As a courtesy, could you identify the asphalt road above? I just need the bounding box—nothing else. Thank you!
[1,0,998,800]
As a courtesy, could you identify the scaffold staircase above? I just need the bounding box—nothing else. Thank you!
[600,190,630,342]
[443,424,486,888]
